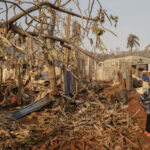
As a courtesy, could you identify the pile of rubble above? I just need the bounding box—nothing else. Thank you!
[0,84,141,149]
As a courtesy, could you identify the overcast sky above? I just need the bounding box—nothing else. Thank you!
[78,0,150,52]
[1,0,150,52]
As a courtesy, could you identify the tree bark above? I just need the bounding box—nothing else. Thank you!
[45,1,57,93]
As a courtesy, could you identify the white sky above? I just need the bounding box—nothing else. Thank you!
[97,0,150,51]
[1,0,150,52]
[76,0,150,52]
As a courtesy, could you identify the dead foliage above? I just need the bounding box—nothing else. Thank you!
[0,80,35,107]
[0,84,141,150]
[0,1,143,149]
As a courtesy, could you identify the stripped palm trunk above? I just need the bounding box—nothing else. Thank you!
[47,12,57,92]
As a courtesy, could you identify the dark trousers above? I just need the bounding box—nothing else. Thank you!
[146,114,150,133]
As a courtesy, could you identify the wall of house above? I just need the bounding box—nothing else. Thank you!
[96,56,150,82]
[97,62,103,80]
[97,60,120,81]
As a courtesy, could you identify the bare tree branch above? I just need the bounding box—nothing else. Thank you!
[11,25,99,61]
[0,0,98,28]
[60,0,71,7]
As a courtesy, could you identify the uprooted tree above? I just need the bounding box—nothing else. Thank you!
[0,0,118,96]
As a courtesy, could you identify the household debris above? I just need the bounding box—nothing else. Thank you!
[0,83,141,149]
[0,0,149,149]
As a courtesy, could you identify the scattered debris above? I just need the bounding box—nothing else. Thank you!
[116,89,128,104]
[0,83,142,149]
[0,0,149,149]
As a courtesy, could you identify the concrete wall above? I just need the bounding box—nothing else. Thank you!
[97,56,150,81]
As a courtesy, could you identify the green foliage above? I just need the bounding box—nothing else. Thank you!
[110,15,118,27]
[99,16,105,23]
[99,13,105,23]
[6,30,12,40]
[99,45,106,51]
[49,49,56,56]
[42,42,48,49]
[127,34,140,51]
[96,28,105,36]
[42,42,56,56]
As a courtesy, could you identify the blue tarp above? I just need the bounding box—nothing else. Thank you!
[142,75,150,82]
[6,95,50,121]
[62,64,72,95]
[66,71,71,94]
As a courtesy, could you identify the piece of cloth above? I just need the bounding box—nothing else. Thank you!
[145,103,150,114]
[143,81,149,90]
[139,87,150,114]
[146,114,150,133]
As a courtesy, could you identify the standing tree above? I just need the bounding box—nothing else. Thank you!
[127,34,140,55]
[0,0,118,96]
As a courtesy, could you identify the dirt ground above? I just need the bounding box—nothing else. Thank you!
[127,92,150,150]
[23,85,150,149]
[1,83,150,150]
[103,84,150,150]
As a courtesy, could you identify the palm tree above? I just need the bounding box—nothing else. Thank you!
[127,34,140,55]
[144,44,150,56]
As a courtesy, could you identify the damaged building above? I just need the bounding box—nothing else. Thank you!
[96,56,150,81]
